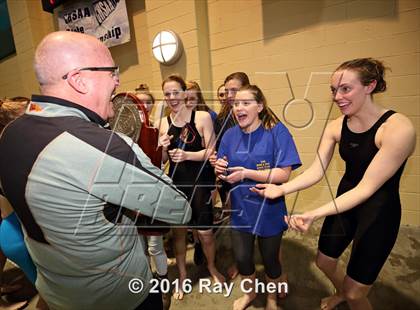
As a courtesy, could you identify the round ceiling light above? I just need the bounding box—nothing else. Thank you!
[152,30,182,65]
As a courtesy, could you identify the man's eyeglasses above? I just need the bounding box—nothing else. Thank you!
[62,66,119,80]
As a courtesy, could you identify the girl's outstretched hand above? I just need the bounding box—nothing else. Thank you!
[219,166,246,184]
[250,183,284,199]
[284,213,315,233]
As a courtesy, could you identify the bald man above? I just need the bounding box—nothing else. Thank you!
[0,31,191,310]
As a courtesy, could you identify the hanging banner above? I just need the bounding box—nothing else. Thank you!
[57,0,130,48]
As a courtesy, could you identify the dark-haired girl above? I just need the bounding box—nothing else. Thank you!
[214,72,250,141]
[252,58,416,310]
[186,81,217,122]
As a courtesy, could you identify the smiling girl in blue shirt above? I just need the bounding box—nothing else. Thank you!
[215,85,301,310]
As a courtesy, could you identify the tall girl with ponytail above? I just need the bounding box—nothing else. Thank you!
[252,58,416,310]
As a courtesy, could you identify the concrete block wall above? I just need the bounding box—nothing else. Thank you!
[113,0,213,109]
[207,0,419,226]
[0,0,53,97]
[0,0,418,225]
[145,0,203,95]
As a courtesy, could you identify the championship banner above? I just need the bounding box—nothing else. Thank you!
[57,0,130,48]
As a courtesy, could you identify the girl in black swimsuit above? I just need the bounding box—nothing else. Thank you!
[159,74,225,300]
[251,58,416,310]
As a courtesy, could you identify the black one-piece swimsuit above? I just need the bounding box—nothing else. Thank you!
[318,110,407,285]
[167,111,214,228]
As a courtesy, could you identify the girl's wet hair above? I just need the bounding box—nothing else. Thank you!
[335,58,388,94]
[161,74,187,91]
[224,72,250,86]
[238,85,279,130]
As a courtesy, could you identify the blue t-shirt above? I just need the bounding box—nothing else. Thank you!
[218,122,301,237]
[209,109,218,123]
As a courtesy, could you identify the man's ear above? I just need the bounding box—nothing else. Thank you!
[365,80,377,95]
[66,72,89,94]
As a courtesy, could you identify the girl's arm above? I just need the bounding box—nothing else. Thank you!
[243,167,292,183]
[220,166,292,184]
[251,118,341,198]
[289,113,416,232]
